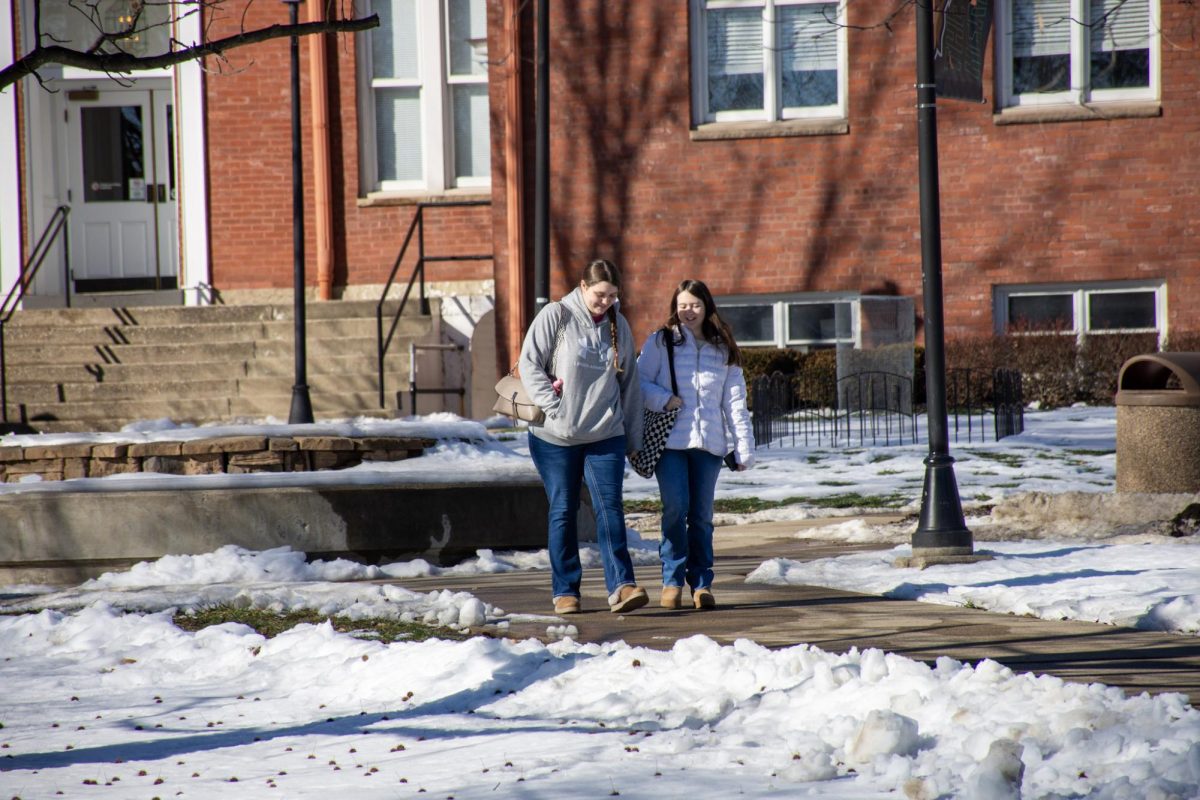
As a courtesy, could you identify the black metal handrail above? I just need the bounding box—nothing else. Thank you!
[2,205,71,426]
[375,200,492,409]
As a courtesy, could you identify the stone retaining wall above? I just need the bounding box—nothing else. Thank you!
[0,436,436,482]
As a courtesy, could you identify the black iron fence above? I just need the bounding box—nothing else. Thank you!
[750,367,1024,449]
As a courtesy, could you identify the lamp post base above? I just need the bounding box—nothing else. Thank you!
[913,452,973,554]
[289,385,314,425]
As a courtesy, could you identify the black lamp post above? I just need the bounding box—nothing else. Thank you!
[285,0,314,424]
[912,0,971,558]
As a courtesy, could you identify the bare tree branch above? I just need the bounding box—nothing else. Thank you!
[1,14,378,92]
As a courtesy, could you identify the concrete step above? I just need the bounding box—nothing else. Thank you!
[2,316,428,346]
[3,340,258,366]
[5,298,426,328]
[6,377,241,404]
[9,396,235,425]
[4,352,411,384]
[3,335,427,367]
[244,353,410,378]
[7,373,399,404]
[237,373,386,396]
[0,297,447,432]
[6,390,400,428]
[228,392,392,418]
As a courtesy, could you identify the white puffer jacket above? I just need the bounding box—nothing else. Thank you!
[637,326,755,468]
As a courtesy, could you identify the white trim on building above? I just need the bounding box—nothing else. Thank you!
[0,4,22,300]
[175,8,211,306]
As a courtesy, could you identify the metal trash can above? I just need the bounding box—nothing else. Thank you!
[1115,352,1200,493]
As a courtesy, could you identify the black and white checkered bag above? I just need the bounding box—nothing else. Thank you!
[628,329,680,479]
[629,405,679,478]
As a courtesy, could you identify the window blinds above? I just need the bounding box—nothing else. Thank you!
[780,4,838,72]
[708,7,763,77]
[453,85,490,180]
[375,90,423,182]
[1012,0,1072,57]
[373,0,419,79]
[1090,0,1150,52]
[448,0,488,77]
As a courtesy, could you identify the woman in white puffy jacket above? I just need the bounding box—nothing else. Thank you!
[636,279,755,611]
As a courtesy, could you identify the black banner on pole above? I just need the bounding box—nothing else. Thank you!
[934,0,993,103]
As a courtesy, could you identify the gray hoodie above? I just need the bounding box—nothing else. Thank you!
[518,287,643,452]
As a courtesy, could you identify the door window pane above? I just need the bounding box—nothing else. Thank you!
[707,7,764,112]
[1008,294,1073,330]
[375,89,423,182]
[1088,291,1155,330]
[721,305,774,342]
[81,105,144,202]
[1011,0,1072,93]
[166,104,176,201]
[779,3,838,108]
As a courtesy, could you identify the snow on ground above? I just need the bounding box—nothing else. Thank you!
[4,406,1200,798]
[4,605,1200,799]
[750,538,1200,635]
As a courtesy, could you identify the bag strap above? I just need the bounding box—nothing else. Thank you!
[508,303,569,377]
[664,328,679,397]
[548,303,568,375]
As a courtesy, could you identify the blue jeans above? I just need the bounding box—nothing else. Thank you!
[528,433,638,599]
[655,448,723,590]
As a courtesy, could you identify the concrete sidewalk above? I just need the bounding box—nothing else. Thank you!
[394,517,1200,706]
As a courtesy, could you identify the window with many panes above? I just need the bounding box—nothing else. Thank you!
[995,0,1158,108]
[994,282,1165,341]
[690,0,847,125]
[359,0,490,194]
[718,295,856,347]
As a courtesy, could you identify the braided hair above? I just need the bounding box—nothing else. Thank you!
[582,259,624,373]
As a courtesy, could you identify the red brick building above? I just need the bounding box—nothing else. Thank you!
[491,0,1197,362]
[2,0,1196,404]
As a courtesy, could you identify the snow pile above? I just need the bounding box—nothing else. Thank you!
[0,542,659,623]
[1,547,503,629]
[2,609,1199,798]
[1,412,491,448]
[749,539,1200,635]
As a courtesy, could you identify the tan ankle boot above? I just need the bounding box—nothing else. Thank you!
[609,585,649,613]
[553,596,581,615]
[660,586,682,609]
[693,588,716,610]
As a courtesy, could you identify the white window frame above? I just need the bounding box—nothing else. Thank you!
[689,0,848,125]
[994,280,1167,346]
[358,0,490,195]
[994,0,1160,108]
[719,293,858,348]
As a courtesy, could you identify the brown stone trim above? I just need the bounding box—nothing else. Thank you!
[0,436,438,483]
[355,190,491,208]
[690,119,850,141]
[993,101,1162,126]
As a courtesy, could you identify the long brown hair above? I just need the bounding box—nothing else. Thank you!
[582,259,623,372]
[665,279,741,366]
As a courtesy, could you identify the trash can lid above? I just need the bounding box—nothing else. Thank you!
[1116,352,1200,407]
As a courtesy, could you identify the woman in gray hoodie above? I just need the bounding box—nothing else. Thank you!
[519,259,647,615]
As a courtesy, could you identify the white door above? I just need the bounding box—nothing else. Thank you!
[64,88,177,292]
